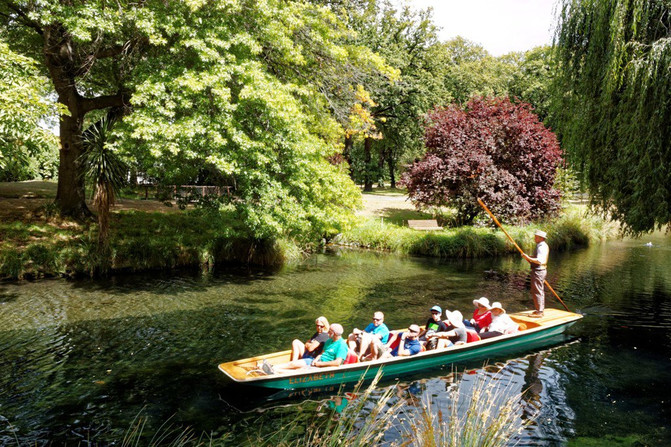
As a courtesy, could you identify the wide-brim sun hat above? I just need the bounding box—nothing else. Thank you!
[446,310,464,327]
[472,297,490,309]
[534,229,547,239]
[490,302,505,313]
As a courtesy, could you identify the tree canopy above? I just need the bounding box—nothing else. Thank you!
[554,0,671,234]
[402,97,563,225]
[0,0,402,240]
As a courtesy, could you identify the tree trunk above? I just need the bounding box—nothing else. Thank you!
[363,137,373,192]
[43,24,127,219]
[343,134,354,180]
[377,146,385,188]
[55,113,90,218]
[388,154,396,189]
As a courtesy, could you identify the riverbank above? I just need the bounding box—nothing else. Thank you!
[0,182,617,280]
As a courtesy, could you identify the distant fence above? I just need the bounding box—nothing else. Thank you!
[137,184,232,200]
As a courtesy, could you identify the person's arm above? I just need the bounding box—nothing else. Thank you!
[304,339,319,351]
[523,244,548,265]
[397,333,416,356]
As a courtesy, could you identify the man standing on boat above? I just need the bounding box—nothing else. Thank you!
[522,230,549,318]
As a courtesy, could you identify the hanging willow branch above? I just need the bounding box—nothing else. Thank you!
[553,0,671,234]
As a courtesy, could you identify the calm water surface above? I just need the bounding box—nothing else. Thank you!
[1,233,670,445]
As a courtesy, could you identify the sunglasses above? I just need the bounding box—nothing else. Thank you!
[373,318,382,321]
[408,330,418,334]
[316,324,325,328]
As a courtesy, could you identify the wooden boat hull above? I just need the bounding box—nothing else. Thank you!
[218,308,582,390]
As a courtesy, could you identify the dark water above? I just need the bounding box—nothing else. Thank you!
[1,233,670,445]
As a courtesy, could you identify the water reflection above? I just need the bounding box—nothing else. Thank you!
[1,233,671,444]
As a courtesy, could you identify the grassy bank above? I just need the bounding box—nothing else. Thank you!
[340,205,618,258]
[0,209,301,280]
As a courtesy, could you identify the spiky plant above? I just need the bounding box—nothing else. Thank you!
[401,371,535,447]
[80,117,126,260]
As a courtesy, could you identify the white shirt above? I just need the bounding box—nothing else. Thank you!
[489,313,517,333]
[533,241,549,269]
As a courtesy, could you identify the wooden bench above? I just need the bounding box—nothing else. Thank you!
[407,219,442,230]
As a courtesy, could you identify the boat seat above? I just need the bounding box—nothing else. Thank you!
[466,329,481,342]
[344,350,359,365]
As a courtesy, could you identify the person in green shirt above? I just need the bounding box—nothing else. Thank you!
[313,323,348,367]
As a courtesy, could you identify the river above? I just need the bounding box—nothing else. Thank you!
[1,233,670,445]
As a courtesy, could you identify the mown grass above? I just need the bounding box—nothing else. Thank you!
[341,205,618,258]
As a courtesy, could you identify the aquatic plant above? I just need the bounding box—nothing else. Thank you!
[400,372,534,447]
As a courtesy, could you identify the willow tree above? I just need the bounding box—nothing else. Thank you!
[554,0,671,234]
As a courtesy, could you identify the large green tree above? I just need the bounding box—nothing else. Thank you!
[554,0,671,234]
[0,0,381,240]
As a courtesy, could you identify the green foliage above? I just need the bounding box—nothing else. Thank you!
[554,0,671,234]
[0,210,303,280]
[2,0,368,237]
[0,40,61,180]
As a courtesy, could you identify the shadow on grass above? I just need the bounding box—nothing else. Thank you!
[0,180,57,198]
[377,207,435,226]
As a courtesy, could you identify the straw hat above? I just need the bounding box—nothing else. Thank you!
[534,229,547,239]
[472,297,491,309]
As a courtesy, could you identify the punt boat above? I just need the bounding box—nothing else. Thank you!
[218,308,582,390]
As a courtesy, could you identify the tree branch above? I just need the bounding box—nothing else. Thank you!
[80,93,129,114]
[6,3,43,35]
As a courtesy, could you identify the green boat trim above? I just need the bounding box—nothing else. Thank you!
[218,308,582,390]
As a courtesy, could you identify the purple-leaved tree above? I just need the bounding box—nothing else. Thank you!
[402,97,563,225]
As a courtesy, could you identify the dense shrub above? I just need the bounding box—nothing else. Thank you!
[402,97,563,225]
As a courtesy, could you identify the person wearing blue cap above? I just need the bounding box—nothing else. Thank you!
[417,305,449,343]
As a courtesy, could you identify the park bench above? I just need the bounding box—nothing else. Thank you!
[407,219,442,230]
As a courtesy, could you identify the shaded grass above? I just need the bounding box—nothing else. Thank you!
[0,209,299,280]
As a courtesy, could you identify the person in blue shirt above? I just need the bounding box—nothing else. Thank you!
[388,324,422,357]
[348,311,390,361]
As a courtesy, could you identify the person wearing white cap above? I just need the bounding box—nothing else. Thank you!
[464,297,492,332]
[426,310,467,348]
[479,302,518,339]
[522,229,549,317]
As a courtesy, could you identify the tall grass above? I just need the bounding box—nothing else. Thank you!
[341,205,618,258]
[401,372,533,447]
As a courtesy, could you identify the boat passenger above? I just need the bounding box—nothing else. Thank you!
[479,302,518,339]
[269,323,348,373]
[312,323,349,367]
[427,310,467,348]
[347,312,390,361]
[417,305,449,341]
[290,316,330,362]
[464,297,492,332]
[383,324,422,357]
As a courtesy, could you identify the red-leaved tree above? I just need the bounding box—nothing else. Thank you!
[401,97,563,225]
